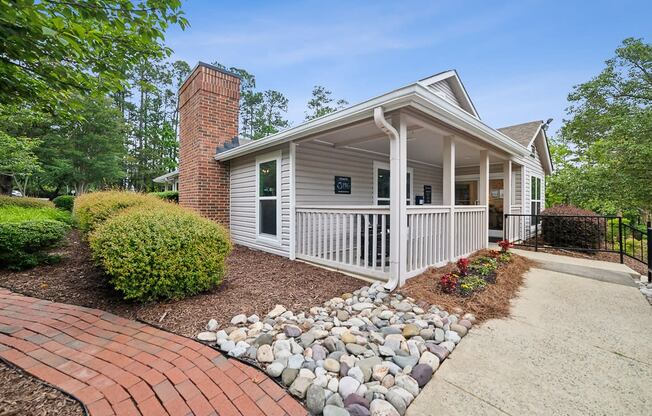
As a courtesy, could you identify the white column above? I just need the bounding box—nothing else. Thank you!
[389,119,401,283]
[479,150,490,248]
[503,160,512,241]
[443,136,455,260]
[398,114,408,285]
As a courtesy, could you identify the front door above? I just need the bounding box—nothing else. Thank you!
[488,179,503,238]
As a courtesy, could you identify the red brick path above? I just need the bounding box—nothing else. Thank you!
[0,288,307,416]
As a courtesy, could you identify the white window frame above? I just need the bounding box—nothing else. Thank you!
[372,161,414,205]
[255,150,282,245]
[530,175,542,229]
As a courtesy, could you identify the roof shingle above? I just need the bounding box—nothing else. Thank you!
[497,121,543,146]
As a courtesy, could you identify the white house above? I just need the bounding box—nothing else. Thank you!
[177,62,552,289]
[153,170,179,191]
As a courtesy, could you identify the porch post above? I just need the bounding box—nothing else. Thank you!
[398,114,408,285]
[389,118,401,285]
[503,160,512,241]
[479,150,490,248]
[443,135,456,260]
[289,142,297,260]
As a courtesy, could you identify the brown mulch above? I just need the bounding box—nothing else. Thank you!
[400,251,535,322]
[515,245,647,276]
[0,230,366,337]
[0,361,84,416]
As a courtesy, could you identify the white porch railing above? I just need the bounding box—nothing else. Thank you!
[505,204,524,241]
[406,206,451,275]
[295,206,391,280]
[454,206,487,258]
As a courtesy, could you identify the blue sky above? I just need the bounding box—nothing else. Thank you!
[166,0,651,135]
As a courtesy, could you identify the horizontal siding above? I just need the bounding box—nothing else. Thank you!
[296,141,443,206]
[455,163,522,203]
[427,80,462,108]
[230,144,290,257]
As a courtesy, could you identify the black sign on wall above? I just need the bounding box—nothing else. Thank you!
[423,185,432,204]
[334,176,351,194]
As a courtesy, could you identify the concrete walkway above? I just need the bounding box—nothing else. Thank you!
[0,288,306,416]
[407,267,652,416]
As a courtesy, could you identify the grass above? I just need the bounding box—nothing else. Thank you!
[0,206,72,224]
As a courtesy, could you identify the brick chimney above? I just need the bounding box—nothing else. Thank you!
[178,62,240,225]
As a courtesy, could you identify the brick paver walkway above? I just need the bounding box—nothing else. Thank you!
[0,288,307,416]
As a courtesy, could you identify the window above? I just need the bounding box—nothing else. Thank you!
[373,162,413,205]
[256,152,281,240]
[530,176,542,224]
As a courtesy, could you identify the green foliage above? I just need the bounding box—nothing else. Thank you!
[150,191,178,203]
[459,275,487,297]
[305,85,348,120]
[73,191,163,234]
[52,195,75,211]
[553,38,652,218]
[0,129,41,195]
[0,0,188,117]
[89,204,232,301]
[540,205,602,249]
[0,205,70,269]
[0,195,53,209]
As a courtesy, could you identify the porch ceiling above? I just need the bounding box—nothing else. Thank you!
[308,118,504,167]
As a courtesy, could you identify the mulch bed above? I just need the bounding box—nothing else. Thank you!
[399,250,535,322]
[0,230,366,337]
[0,361,84,416]
[515,245,647,276]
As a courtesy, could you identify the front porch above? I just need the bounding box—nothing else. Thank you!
[289,109,525,286]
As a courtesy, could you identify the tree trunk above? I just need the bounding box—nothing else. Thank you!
[0,174,12,195]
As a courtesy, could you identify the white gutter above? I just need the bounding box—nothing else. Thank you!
[215,83,529,162]
[373,107,401,292]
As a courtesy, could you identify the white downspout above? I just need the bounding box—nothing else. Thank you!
[373,107,400,291]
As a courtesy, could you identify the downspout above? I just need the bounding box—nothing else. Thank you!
[373,107,400,292]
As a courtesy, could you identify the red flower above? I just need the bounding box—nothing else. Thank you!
[498,239,513,252]
[439,272,459,294]
[456,258,470,275]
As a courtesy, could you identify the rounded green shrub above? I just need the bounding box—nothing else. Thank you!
[0,219,70,269]
[541,205,602,249]
[0,195,53,209]
[89,204,232,301]
[53,195,75,211]
[150,190,179,203]
[73,191,164,234]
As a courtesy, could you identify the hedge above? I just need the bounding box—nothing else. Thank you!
[73,191,164,234]
[0,206,72,269]
[150,191,179,203]
[53,195,75,211]
[0,195,53,209]
[540,205,602,249]
[89,204,232,301]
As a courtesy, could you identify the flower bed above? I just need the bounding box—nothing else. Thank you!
[197,282,475,416]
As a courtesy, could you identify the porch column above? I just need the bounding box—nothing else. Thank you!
[443,135,455,260]
[503,160,512,241]
[398,114,408,285]
[479,150,490,248]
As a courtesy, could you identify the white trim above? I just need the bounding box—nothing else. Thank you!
[417,70,480,118]
[289,142,296,260]
[372,161,414,205]
[255,150,282,245]
[214,84,529,162]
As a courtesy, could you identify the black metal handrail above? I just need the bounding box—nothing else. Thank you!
[504,213,651,282]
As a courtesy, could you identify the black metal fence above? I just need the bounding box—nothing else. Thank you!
[504,213,651,282]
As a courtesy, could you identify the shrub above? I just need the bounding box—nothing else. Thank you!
[89,204,232,301]
[540,205,602,249]
[0,195,53,209]
[151,191,179,203]
[53,195,75,211]
[73,191,164,234]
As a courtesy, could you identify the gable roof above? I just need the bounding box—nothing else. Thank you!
[497,121,543,147]
[417,70,480,118]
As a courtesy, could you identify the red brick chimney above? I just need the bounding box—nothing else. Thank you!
[178,62,240,225]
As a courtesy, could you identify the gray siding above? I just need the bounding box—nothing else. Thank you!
[295,141,443,206]
[230,144,291,256]
[427,80,462,108]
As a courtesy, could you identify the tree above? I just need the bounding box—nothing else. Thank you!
[0,131,40,195]
[0,0,188,117]
[36,95,127,195]
[305,85,348,120]
[556,38,652,219]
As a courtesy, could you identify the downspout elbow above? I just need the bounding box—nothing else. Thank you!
[373,107,400,292]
